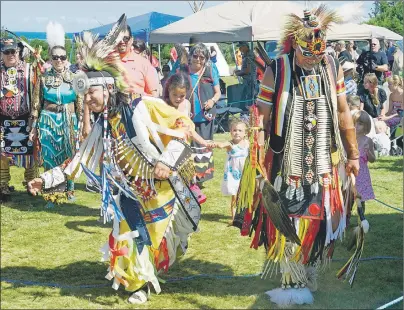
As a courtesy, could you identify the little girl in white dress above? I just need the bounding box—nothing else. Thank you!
[214,119,249,225]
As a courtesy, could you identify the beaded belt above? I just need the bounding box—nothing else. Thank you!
[44,102,75,113]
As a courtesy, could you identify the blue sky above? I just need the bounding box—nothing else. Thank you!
[1,1,373,32]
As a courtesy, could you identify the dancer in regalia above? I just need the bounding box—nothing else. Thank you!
[0,36,40,201]
[28,15,201,304]
[234,5,361,305]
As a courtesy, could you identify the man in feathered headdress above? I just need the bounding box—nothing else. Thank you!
[28,14,201,305]
[235,5,360,305]
[0,36,40,201]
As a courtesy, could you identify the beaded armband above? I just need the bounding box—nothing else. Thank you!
[336,78,346,97]
[256,84,274,106]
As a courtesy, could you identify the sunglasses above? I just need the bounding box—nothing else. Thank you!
[122,36,131,43]
[52,55,67,61]
[192,54,206,61]
[3,49,17,55]
[298,44,325,58]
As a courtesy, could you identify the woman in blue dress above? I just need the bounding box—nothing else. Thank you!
[32,43,82,204]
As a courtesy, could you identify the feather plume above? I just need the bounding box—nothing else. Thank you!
[278,4,341,54]
[46,21,65,49]
[75,14,129,92]
[93,13,127,58]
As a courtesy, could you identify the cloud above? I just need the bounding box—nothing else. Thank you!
[336,2,367,23]
[35,17,48,23]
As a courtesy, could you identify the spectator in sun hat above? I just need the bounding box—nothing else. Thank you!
[343,61,358,96]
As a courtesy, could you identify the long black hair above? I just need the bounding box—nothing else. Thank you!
[163,69,190,105]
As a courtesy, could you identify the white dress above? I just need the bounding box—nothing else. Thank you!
[221,144,249,195]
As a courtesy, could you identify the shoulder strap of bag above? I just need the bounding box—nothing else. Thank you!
[188,66,206,101]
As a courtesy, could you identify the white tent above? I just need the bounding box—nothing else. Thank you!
[150,1,302,43]
[150,1,403,43]
[201,43,231,76]
[328,23,403,41]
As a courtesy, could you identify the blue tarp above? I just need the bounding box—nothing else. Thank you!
[12,12,182,42]
[86,11,183,42]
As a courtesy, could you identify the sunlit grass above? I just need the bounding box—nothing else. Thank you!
[1,142,402,309]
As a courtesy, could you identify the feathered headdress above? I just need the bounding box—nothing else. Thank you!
[46,21,66,49]
[73,14,129,94]
[278,4,342,55]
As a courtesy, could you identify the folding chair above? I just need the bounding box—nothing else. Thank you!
[213,83,249,133]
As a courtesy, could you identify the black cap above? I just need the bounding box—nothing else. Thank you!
[1,37,18,52]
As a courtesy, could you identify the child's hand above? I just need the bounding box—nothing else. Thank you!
[204,140,215,148]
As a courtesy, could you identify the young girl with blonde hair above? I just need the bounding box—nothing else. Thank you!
[214,118,249,225]
[353,110,376,211]
[379,75,403,128]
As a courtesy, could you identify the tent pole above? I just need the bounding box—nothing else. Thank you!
[150,44,153,64]
[250,41,254,105]
[158,44,161,69]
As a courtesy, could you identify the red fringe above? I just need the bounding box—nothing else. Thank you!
[157,237,170,273]
[241,208,253,236]
[301,219,321,264]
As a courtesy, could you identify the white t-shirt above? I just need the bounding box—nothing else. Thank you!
[373,133,391,156]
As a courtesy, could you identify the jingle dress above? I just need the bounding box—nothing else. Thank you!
[33,67,82,200]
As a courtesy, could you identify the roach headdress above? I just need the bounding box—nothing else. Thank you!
[278,4,342,55]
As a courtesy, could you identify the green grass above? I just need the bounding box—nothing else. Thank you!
[1,138,403,309]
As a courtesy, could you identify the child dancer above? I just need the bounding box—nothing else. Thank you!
[214,119,249,225]
[380,75,403,129]
[353,111,376,213]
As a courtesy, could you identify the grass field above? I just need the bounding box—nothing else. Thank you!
[1,135,403,309]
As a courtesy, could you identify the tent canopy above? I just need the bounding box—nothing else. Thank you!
[327,23,403,41]
[150,1,403,43]
[87,11,183,42]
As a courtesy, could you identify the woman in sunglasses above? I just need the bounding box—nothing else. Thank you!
[184,43,221,186]
[31,22,82,206]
